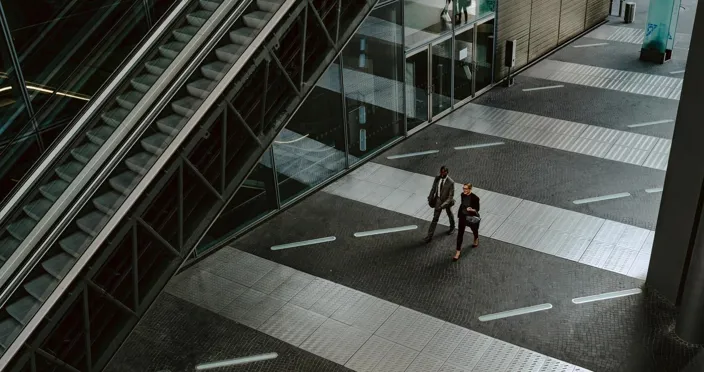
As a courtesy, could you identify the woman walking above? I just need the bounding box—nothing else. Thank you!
[454,183,480,261]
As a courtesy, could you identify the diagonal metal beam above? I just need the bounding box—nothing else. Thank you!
[35,349,81,372]
[84,279,139,317]
[181,155,225,201]
[135,217,182,258]
[265,46,302,97]
[225,100,264,147]
[307,0,338,49]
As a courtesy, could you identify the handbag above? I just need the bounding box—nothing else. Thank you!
[465,210,481,225]
[465,215,481,224]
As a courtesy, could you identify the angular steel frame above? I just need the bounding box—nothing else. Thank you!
[4,1,377,371]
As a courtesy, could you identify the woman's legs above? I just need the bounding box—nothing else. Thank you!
[456,218,467,252]
[469,222,480,246]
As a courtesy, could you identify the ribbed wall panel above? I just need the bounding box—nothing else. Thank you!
[558,0,587,42]
[585,0,610,28]
[495,0,532,79]
[528,0,561,60]
[494,0,608,79]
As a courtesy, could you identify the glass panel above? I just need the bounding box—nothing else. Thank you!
[0,31,35,200]
[475,0,497,20]
[274,69,347,203]
[474,18,494,92]
[405,49,429,131]
[431,37,452,117]
[0,0,175,204]
[2,0,172,144]
[404,0,453,49]
[343,2,404,162]
[197,152,278,253]
[453,26,474,103]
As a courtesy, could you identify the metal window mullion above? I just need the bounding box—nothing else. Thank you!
[135,217,181,258]
[178,161,184,254]
[401,0,408,136]
[260,62,269,134]
[131,222,140,310]
[30,351,36,372]
[81,283,92,372]
[0,2,40,149]
[221,108,227,195]
[336,0,342,42]
[338,55,350,168]
[142,0,154,29]
[269,147,282,209]
[300,5,308,89]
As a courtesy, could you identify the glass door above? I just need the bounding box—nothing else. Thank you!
[474,18,495,92]
[453,25,474,103]
[405,48,429,131]
[431,36,453,118]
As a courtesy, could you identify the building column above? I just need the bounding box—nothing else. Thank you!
[646,0,704,339]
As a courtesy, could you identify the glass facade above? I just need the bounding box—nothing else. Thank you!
[0,0,177,201]
[0,0,495,256]
[195,0,496,254]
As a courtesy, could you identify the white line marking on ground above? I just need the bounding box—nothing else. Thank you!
[522,85,564,92]
[387,150,439,159]
[454,142,505,150]
[572,288,642,304]
[669,70,686,74]
[573,43,609,48]
[627,119,674,128]
[354,225,418,237]
[196,353,278,370]
[271,236,336,251]
[645,187,663,193]
[479,303,553,322]
[573,192,631,205]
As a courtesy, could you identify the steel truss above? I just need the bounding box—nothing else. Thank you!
[5,0,376,370]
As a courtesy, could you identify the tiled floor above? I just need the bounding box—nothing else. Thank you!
[324,162,652,279]
[523,60,683,100]
[586,25,691,48]
[108,6,704,372]
[440,103,671,170]
[165,247,591,372]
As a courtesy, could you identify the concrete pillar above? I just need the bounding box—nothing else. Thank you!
[646,0,704,334]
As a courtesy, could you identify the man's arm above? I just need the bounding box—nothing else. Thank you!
[440,181,454,208]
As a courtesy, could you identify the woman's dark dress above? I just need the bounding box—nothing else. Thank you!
[456,192,480,251]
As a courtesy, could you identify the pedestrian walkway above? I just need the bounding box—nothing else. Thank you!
[167,246,591,372]
[441,103,671,170]
[586,24,691,48]
[523,60,683,100]
[324,162,652,279]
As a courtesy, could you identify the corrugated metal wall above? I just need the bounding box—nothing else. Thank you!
[528,0,562,60]
[495,0,609,79]
[495,0,532,79]
[585,0,611,28]
[559,0,588,43]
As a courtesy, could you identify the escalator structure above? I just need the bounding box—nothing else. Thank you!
[0,0,240,282]
[0,0,376,370]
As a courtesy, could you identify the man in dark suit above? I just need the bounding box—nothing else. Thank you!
[424,165,455,242]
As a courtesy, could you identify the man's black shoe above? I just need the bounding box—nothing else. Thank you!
[447,226,455,235]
